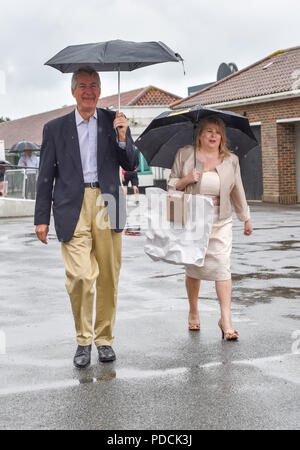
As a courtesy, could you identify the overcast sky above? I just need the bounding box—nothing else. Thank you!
[0,0,300,120]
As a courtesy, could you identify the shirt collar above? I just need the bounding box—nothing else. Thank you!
[75,108,97,125]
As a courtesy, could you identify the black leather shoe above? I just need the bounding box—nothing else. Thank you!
[73,345,92,368]
[97,345,116,362]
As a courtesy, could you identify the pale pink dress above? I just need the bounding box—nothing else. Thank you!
[185,171,232,281]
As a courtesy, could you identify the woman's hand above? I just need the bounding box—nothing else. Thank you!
[176,169,201,191]
[187,169,201,184]
[244,220,253,236]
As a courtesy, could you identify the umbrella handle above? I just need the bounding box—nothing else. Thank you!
[115,67,121,142]
[118,67,120,112]
[193,124,197,168]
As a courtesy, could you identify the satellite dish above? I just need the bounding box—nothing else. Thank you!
[217,62,239,81]
[228,62,238,73]
[217,63,232,81]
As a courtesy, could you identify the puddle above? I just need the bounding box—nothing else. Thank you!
[282,314,300,321]
[233,286,300,303]
[0,366,187,396]
[234,353,300,385]
[266,240,300,251]
[232,272,300,281]
[151,272,185,279]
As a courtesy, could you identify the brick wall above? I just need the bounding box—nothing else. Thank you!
[220,97,300,204]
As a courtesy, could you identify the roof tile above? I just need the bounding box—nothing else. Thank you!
[0,86,181,148]
[171,46,300,109]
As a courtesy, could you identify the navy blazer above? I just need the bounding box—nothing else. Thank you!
[34,108,139,242]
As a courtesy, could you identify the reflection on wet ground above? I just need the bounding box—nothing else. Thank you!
[151,272,185,279]
[233,286,300,303]
[232,272,300,281]
[282,314,300,321]
[77,371,117,384]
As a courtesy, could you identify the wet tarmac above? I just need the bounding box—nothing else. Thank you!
[0,200,300,430]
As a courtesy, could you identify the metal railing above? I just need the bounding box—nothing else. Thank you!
[3,168,39,199]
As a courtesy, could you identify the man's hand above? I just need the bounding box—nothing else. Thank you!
[244,220,253,236]
[35,224,49,244]
[113,111,129,142]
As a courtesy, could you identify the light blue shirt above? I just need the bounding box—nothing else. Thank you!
[75,108,98,183]
[18,153,39,169]
[75,108,126,183]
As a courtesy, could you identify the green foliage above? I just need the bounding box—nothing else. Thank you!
[0,116,10,123]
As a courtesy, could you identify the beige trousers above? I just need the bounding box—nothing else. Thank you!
[61,188,122,346]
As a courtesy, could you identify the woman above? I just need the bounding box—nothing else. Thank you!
[168,116,253,340]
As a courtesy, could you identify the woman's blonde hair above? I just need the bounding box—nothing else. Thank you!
[196,115,231,159]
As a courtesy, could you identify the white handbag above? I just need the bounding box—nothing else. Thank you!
[144,187,214,267]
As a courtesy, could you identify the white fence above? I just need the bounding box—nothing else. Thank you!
[3,169,39,199]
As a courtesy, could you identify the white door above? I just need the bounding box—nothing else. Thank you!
[296,124,300,203]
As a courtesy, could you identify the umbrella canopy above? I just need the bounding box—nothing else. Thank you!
[9,141,40,154]
[0,159,14,168]
[135,105,258,169]
[45,39,183,110]
[45,39,183,72]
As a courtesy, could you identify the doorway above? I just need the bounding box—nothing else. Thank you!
[239,125,263,200]
[296,123,300,203]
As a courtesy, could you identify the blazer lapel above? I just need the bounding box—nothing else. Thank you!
[65,111,84,182]
[97,108,113,173]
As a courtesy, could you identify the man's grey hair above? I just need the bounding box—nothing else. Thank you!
[71,67,101,90]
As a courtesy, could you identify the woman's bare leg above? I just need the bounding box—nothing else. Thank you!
[215,279,235,333]
[185,275,200,327]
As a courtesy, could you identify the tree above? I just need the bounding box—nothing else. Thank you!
[0,116,11,123]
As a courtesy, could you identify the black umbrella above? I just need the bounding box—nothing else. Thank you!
[135,105,258,168]
[9,141,40,154]
[45,39,184,111]
[0,159,13,167]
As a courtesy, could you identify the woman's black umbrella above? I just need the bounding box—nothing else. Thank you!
[135,105,258,169]
[9,141,40,154]
[45,39,184,111]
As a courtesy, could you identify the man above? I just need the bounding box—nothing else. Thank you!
[122,166,140,205]
[34,67,138,368]
[18,150,39,168]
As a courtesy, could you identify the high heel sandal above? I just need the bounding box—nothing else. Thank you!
[188,314,200,331]
[218,319,239,341]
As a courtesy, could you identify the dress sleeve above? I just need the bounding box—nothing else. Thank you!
[230,155,250,222]
[167,149,182,191]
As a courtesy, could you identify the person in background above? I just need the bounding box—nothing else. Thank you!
[168,115,253,340]
[18,150,39,168]
[122,167,140,205]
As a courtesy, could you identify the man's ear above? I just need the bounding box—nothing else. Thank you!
[71,89,75,98]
